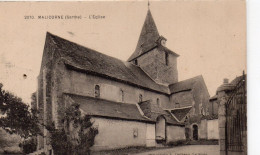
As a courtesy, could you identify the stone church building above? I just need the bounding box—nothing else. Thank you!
[36,7,211,153]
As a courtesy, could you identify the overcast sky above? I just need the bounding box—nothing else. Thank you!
[0,1,246,104]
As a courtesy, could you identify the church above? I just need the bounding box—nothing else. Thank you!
[35,6,211,153]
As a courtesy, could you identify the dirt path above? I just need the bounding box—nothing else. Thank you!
[132,145,219,155]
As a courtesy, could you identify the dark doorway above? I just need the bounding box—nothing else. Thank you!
[192,124,198,140]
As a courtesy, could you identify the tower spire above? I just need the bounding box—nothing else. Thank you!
[148,0,150,10]
[127,7,160,62]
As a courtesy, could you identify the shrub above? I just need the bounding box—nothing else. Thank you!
[20,138,37,154]
[47,103,98,155]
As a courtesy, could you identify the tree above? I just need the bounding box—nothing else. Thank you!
[0,83,40,138]
[47,102,98,155]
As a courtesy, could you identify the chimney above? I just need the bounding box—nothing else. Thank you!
[223,78,229,84]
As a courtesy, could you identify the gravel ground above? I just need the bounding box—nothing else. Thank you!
[133,145,219,155]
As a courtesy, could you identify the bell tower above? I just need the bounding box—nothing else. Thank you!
[128,5,179,85]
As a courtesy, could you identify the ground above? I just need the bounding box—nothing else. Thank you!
[134,145,219,155]
[91,145,219,155]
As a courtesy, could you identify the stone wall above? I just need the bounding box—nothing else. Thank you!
[91,117,149,150]
[199,119,208,139]
[166,125,186,143]
[192,79,210,116]
[59,64,170,107]
[136,48,178,85]
[146,124,156,147]
[209,99,218,116]
[207,119,219,140]
[169,91,194,109]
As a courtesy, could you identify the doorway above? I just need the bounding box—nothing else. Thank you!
[192,124,198,140]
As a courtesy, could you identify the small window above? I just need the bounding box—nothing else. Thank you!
[121,89,124,102]
[134,59,138,65]
[175,102,180,108]
[139,94,143,102]
[95,85,100,98]
[157,98,160,107]
[165,52,169,66]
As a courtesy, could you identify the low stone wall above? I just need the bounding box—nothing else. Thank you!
[199,119,208,139]
[166,125,186,143]
[207,119,219,140]
[91,117,150,151]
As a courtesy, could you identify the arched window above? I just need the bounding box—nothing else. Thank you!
[95,85,100,98]
[192,124,198,140]
[157,98,160,107]
[121,89,124,102]
[134,59,138,65]
[139,94,143,102]
[165,52,169,66]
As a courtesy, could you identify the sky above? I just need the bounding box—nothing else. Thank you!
[0,1,246,104]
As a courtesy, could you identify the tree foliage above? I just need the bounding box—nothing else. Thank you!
[47,103,98,155]
[0,83,40,138]
[19,137,37,154]
[0,83,98,154]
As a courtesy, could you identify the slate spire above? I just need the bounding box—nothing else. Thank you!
[128,7,160,62]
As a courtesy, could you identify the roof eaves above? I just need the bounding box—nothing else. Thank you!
[128,45,158,62]
[168,106,193,111]
[88,115,155,124]
[170,89,192,95]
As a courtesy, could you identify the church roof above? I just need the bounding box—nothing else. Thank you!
[127,9,179,62]
[128,9,160,62]
[168,106,192,122]
[169,75,203,94]
[64,93,154,123]
[45,32,169,94]
[138,100,184,126]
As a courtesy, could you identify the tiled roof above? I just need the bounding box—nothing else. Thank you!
[128,9,160,62]
[169,75,203,94]
[127,10,179,62]
[138,100,183,126]
[201,114,218,120]
[46,32,169,94]
[209,95,218,101]
[64,94,154,123]
[169,106,192,122]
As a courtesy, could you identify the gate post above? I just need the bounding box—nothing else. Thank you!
[217,79,235,155]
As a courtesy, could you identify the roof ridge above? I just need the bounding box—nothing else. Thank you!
[164,106,192,111]
[169,75,203,86]
[46,31,127,63]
